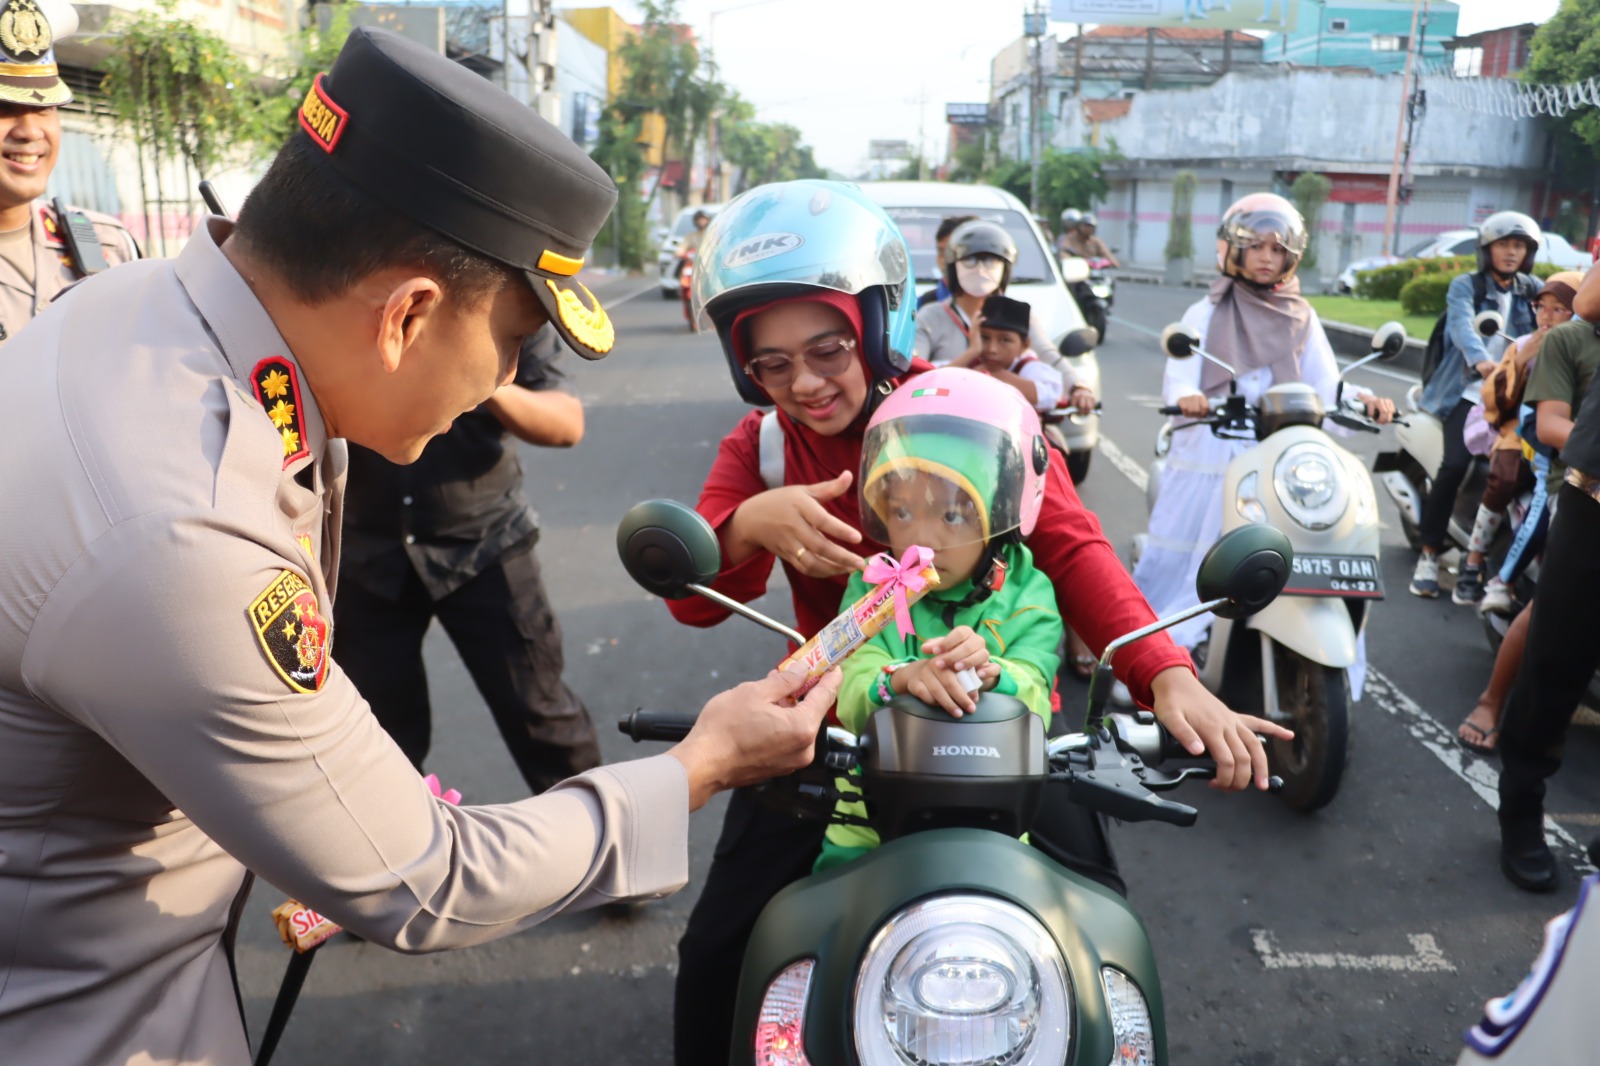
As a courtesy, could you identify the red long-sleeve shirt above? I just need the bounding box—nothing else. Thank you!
[666,409,1193,706]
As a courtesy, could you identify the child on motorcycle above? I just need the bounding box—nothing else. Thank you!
[1130,193,1394,674]
[972,293,1064,413]
[815,368,1063,871]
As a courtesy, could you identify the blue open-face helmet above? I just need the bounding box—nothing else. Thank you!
[690,180,917,406]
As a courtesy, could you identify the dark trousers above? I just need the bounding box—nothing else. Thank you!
[1420,399,1476,552]
[333,539,600,795]
[1498,486,1600,842]
[672,786,1121,1066]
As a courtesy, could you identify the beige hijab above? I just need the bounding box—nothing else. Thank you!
[1201,276,1314,396]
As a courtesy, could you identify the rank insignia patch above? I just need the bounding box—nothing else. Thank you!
[250,570,330,693]
[249,356,311,468]
[297,73,348,154]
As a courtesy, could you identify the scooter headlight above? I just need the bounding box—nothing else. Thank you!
[1273,442,1348,530]
[854,895,1069,1066]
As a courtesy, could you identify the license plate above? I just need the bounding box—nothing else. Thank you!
[1282,553,1385,599]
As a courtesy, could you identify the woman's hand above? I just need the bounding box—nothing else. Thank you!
[953,312,986,366]
[1068,383,1097,415]
[1361,394,1396,424]
[1176,393,1211,418]
[1147,667,1293,791]
[724,471,867,577]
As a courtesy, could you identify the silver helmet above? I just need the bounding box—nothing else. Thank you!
[1477,211,1542,275]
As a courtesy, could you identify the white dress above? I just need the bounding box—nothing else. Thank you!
[1131,298,1368,698]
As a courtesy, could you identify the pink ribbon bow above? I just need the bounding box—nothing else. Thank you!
[863,545,935,640]
[425,773,463,806]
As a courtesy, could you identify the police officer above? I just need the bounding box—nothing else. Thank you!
[0,27,834,1065]
[0,0,137,341]
[335,323,601,795]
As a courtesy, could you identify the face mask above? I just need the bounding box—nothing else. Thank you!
[955,257,1005,298]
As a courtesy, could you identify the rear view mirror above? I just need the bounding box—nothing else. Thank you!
[1195,525,1293,620]
[1370,321,1408,361]
[1059,327,1098,357]
[1473,310,1504,339]
[616,500,721,599]
[1159,322,1201,359]
[1060,256,1091,284]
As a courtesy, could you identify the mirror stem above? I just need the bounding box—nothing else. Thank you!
[1084,597,1230,733]
[687,583,807,646]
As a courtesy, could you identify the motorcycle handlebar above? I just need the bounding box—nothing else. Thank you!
[617,710,696,743]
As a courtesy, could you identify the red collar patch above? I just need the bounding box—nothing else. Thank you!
[249,570,330,694]
[249,356,311,468]
[39,206,63,247]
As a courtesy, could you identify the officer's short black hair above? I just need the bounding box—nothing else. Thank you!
[936,215,978,243]
[234,136,519,306]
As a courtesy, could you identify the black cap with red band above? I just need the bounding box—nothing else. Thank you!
[298,27,619,359]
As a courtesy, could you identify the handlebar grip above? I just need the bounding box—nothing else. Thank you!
[1157,405,1183,416]
[617,710,696,743]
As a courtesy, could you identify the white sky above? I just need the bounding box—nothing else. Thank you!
[614,0,1561,175]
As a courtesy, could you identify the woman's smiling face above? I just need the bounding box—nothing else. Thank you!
[745,301,869,436]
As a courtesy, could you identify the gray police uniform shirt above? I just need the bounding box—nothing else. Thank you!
[0,218,689,1065]
[0,199,139,342]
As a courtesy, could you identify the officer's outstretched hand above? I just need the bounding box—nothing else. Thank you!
[670,668,842,811]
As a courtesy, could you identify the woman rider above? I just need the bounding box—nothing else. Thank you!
[665,179,1290,1065]
[1130,193,1394,695]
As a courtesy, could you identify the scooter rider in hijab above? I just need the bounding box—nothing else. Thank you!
[1130,193,1394,682]
[1410,211,1542,598]
[665,179,1291,1066]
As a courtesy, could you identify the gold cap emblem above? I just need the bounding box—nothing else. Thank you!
[0,0,51,61]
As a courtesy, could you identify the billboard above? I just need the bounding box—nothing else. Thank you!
[946,103,992,126]
[869,139,914,161]
[1049,0,1299,32]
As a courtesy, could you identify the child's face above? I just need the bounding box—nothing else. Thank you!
[1240,239,1289,284]
[880,471,986,586]
[1535,294,1573,330]
[978,326,1026,371]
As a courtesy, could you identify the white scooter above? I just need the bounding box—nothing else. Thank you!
[1374,310,1507,552]
[1135,322,1407,811]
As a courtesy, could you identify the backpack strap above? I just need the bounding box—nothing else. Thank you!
[1473,270,1489,307]
[758,408,785,490]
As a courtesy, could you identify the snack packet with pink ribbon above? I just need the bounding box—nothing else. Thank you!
[775,546,940,698]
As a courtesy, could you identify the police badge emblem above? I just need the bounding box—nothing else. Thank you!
[249,570,331,693]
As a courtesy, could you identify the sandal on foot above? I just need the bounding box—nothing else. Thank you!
[1458,719,1499,756]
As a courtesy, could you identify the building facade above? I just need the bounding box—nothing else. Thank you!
[1270,0,1460,74]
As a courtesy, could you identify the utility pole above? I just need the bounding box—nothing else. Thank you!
[1025,1,1047,214]
[1393,3,1430,245]
[1381,0,1424,256]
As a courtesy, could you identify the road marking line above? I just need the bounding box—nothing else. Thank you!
[607,279,661,309]
[1551,813,1600,826]
[1251,929,1455,972]
[1107,314,1420,383]
[1096,430,1597,876]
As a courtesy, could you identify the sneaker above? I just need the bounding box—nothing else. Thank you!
[1453,564,1485,606]
[1480,577,1515,616]
[1409,553,1441,598]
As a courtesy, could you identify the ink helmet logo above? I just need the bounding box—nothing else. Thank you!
[932,745,1002,758]
[723,231,804,270]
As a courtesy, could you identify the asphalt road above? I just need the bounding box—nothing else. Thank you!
[237,275,1600,1065]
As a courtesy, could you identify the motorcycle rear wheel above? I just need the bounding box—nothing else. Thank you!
[1267,644,1350,813]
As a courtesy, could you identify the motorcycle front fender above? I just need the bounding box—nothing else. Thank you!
[1245,595,1358,668]
[731,828,1165,1066]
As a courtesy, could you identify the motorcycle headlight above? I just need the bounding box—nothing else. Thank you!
[1235,471,1266,524]
[1272,442,1348,530]
[854,895,1069,1066]
[1101,967,1155,1066]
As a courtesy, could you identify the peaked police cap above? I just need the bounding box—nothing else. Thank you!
[299,27,619,359]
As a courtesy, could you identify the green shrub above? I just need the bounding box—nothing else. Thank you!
[1355,254,1560,301]
[1398,272,1457,316]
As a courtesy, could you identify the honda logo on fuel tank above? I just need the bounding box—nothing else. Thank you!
[932,745,1001,758]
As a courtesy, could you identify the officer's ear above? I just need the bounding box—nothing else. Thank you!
[375,276,445,372]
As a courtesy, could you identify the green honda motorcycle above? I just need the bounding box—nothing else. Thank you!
[616,500,1292,1066]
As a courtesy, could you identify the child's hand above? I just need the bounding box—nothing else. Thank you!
[978,662,1002,691]
[920,626,991,673]
[895,659,978,717]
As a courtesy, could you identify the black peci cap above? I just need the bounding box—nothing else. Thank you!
[298,27,619,359]
[980,294,1030,338]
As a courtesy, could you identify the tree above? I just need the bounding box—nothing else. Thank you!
[1165,170,1197,263]
[715,94,825,194]
[1290,172,1331,273]
[1525,0,1600,238]
[985,150,1110,224]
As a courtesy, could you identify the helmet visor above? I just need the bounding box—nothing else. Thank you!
[1221,206,1308,257]
[860,413,1028,552]
[691,182,910,330]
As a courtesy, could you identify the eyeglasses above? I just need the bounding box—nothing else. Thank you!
[743,337,857,390]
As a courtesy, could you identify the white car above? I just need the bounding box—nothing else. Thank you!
[856,181,1102,483]
[1336,228,1592,293]
[656,203,723,298]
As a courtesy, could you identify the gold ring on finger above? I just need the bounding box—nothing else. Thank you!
[794,546,808,562]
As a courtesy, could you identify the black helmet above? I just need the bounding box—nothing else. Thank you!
[1477,211,1541,275]
[943,219,1017,295]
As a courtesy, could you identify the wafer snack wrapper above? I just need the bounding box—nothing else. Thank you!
[776,546,939,697]
[272,900,341,953]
